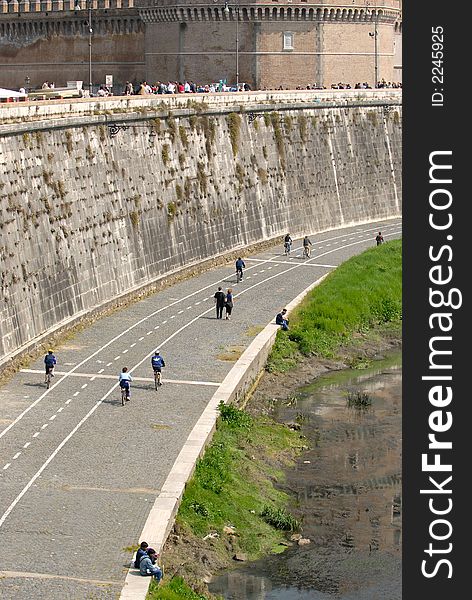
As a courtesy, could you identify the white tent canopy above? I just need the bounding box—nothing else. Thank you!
[0,88,27,99]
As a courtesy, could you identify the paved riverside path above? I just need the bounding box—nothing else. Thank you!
[0,218,401,599]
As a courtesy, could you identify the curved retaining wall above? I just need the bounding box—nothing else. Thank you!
[0,91,402,366]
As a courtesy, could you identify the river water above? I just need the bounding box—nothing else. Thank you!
[209,353,402,599]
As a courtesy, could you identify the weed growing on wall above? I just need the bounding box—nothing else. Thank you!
[152,118,161,134]
[235,163,245,192]
[175,183,183,203]
[263,112,271,127]
[197,162,207,195]
[167,117,177,143]
[257,168,268,185]
[179,125,189,149]
[65,131,73,153]
[270,112,286,169]
[189,115,198,131]
[298,114,308,143]
[129,211,140,229]
[162,144,170,165]
[227,112,241,156]
[284,114,293,133]
[167,201,177,222]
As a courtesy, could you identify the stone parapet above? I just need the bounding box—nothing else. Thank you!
[0,89,401,124]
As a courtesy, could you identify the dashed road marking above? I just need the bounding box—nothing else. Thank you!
[13,452,21,460]
[73,392,79,397]
[81,384,88,389]
[65,399,72,405]
[41,424,48,430]
[57,408,64,413]
[23,442,31,449]
[32,432,40,438]
[49,415,56,421]
[3,464,11,470]
[98,369,104,374]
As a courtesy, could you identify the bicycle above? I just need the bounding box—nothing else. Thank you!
[236,269,243,283]
[284,242,291,256]
[121,386,127,406]
[45,367,53,389]
[154,369,162,390]
[303,245,311,259]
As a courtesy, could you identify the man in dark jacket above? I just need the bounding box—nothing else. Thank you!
[134,541,148,568]
[276,309,289,331]
[214,286,226,319]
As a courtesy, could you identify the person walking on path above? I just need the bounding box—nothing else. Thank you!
[375,231,384,246]
[139,548,163,582]
[225,289,234,320]
[214,286,226,319]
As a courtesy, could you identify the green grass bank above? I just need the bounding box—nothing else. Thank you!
[147,239,402,599]
[267,239,402,372]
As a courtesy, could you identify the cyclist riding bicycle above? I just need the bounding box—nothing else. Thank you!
[284,233,292,254]
[119,367,132,400]
[151,350,166,386]
[235,257,246,281]
[302,235,312,257]
[44,349,57,383]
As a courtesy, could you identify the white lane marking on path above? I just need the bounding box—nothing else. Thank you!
[57,408,64,413]
[247,258,336,268]
[81,384,87,389]
[122,349,128,354]
[41,424,48,430]
[32,432,40,438]
[3,464,10,470]
[73,392,79,397]
[65,399,72,405]
[20,370,221,386]
[0,225,402,527]
[0,219,401,442]
[98,369,104,374]
[130,343,136,348]
[23,442,31,449]
[49,415,56,421]
[13,452,21,460]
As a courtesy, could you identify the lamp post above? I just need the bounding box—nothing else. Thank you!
[224,1,239,90]
[367,2,379,87]
[74,0,93,95]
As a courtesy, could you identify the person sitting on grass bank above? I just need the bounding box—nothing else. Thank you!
[276,308,289,331]
[134,541,148,568]
[139,548,163,582]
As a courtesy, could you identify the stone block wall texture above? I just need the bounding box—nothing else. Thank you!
[0,92,402,365]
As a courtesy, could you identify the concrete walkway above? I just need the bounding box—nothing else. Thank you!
[0,219,401,600]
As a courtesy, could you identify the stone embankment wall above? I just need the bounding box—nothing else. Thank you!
[0,90,402,366]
